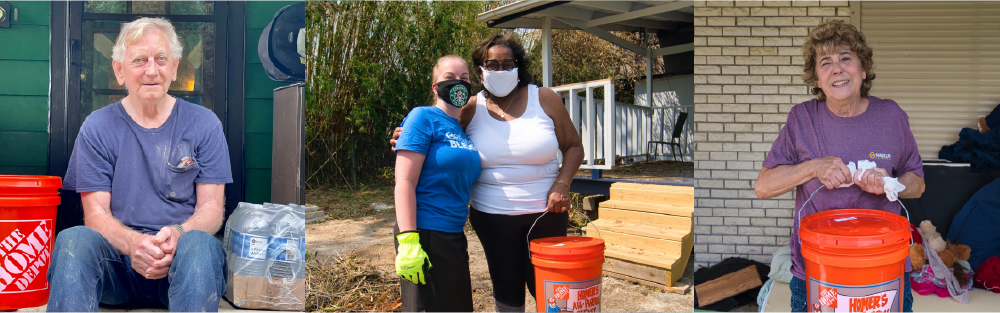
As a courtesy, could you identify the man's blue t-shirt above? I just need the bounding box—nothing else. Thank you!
[396,106,481,233]
[63,98,233,234]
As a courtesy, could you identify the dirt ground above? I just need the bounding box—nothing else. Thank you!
[305,208,694,312]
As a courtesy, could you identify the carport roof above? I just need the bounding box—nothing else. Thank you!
[477,0,694,33]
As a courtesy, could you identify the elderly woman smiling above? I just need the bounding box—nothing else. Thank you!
[47,17,231,312]
[754,20,925,312]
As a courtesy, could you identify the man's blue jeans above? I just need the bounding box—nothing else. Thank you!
[46,226,226,312]
[790,273,913,312]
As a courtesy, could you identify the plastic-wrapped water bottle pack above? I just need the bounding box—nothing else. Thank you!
[224,202,306,310]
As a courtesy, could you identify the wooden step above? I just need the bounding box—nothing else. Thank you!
[602,256,691,293]
[603,257,670,287]
[598,200,693,217]
[586,227,693,286]
[609,188,694,207]
[585,229,685,262]
[596,207,692,232]
[612,182,692,191]
[591,219,691,242]
[603,249,690,286]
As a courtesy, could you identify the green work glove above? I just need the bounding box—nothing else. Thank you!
[395,231,431,284]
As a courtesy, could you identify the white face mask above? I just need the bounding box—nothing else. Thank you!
[480,66,518,97]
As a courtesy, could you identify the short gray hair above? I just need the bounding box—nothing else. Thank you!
[112,17,183,63]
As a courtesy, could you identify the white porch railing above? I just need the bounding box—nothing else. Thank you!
[552,79,694,168]
[551,79,616,170]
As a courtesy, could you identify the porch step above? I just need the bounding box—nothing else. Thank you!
[586,228,693,286]
[598,200,693,218]
[590,218,690,242]
[596,207,691,232]
[608,185,694,207]
[588,182,694,287]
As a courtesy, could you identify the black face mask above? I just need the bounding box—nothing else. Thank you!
[436,79,472,108]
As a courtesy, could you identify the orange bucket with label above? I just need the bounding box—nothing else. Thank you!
[530,236,605,313]
[800,208,910,312]
[0,176,61,310]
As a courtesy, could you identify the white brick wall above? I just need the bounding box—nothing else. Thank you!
[693,0,851,268]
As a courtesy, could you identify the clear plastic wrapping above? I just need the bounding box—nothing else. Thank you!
[224,202,305,310]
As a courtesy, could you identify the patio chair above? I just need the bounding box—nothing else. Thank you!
[646,111,688,161]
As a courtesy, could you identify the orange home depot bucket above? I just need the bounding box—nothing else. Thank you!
[0,176,61,310]
[530,236,605,313]
[800,208,910,313]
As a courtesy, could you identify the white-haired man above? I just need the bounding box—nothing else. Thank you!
[47,17,230,311]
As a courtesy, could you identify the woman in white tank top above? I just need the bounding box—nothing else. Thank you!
[460,34,585,312]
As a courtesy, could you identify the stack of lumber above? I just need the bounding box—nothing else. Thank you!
[585,182,694,288]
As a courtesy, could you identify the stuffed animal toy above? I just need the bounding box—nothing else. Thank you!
[920,220,946,253]
[911,244,927,269]
[947,240,973,286]
[910,223,927,269]
[949,241,972,261]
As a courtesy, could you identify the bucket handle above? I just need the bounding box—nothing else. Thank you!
[796,185,912,246]
[527,206,601,260]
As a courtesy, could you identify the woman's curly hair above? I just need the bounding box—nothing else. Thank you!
[801,19,876,101]
[471,33,533,97]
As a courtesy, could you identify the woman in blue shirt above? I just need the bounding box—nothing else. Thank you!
[393,55,482,312]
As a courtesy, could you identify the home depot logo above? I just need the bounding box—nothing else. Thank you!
[554,284,570,299]
[0,220,52,293]
[869,152,891,160]
[818,285,837,308]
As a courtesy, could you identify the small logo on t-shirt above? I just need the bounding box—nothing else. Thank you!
[869,152,891,160]
[445,132,477,151]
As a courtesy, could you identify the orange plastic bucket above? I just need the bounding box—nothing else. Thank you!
[800,208,910,312]
[530,236,605,313]
[0,176,61,310]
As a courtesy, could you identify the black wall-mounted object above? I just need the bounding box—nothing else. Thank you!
[0,2,11,28]
[258,2,304,82]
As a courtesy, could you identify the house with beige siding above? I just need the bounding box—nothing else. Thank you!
[693,0,1000,267]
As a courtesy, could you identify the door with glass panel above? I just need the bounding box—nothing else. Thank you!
[76,1,225,124]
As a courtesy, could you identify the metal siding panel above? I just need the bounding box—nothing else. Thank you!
[7,1,50,26]
[0,25,50,61]
[863,1,1000,159]
[0,60,49,96]
[0,131,48,167]
[245,132,273,169]
[0,96,48,132]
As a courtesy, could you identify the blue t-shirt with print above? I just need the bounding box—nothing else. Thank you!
[396,106,481,233]
[63,98,233,234]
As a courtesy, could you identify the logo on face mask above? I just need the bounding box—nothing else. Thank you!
[436,80,472,108]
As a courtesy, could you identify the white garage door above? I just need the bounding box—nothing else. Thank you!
[859,1,1000,160]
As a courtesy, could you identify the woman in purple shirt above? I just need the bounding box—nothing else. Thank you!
[754,20,926,312]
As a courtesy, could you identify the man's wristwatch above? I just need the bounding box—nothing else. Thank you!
[172,224,185,235]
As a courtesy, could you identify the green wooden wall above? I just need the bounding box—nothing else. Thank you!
[0,2,50,175]
[244,1,299,204]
